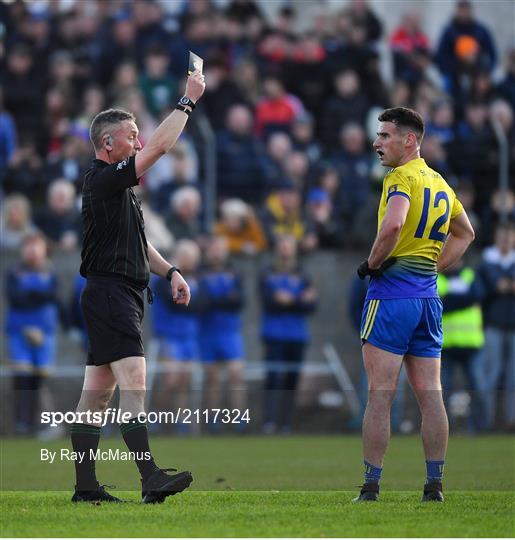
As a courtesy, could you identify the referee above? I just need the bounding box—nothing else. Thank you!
[70,71,205,504]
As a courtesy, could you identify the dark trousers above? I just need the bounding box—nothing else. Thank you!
[13,372,42,434]
[441,347,482,432]
[263,339,306,430]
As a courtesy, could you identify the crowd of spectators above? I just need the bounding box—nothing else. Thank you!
[2,0,514,254]
[1,0,514,433]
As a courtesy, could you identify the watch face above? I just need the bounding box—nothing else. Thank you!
[179,96,190,105]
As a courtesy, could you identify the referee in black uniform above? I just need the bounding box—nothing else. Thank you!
[70,71,205,504]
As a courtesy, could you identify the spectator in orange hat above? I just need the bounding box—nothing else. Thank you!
[436,0,497,104]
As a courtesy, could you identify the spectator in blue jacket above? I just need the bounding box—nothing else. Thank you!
[320,71,370,152]
[151,239,202,434]
[260,234,317,434]
[199,236,246,430]
[436,0,497,103]
[216,104,266,203]
[331,123,373,237]
[475,222,515,431]
[5,233,60,435]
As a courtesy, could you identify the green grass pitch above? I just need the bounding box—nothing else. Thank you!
[1,435,514,537]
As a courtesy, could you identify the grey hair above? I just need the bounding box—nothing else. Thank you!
[89,108,135,150]
[171,186,201,210]
[48,178,75,200]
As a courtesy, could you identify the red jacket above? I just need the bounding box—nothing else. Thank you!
[390,27,429,54]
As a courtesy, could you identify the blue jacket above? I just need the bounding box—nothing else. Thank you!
[199,267,244,335]
[330,150,373,218]
[151,274,201,339]
[216,130,265,202]
[436,18,497,75]
[260,267,316,342]
[6,266,59,334]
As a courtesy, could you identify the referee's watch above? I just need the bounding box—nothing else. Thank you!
[176,96,196,115]
[166,266,182,282]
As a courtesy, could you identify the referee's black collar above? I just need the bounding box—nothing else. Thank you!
[92,158,110,168]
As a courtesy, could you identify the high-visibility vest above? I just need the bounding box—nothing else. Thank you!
[437,268,484,349]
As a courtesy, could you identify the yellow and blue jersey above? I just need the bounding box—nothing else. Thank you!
[367,157,464,300]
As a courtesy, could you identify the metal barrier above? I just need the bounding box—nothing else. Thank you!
[490,116,510,224]
[191,109,217,233]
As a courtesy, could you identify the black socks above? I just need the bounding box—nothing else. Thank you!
[71,418,159,489]
[120,418,158,480]
[70,423,101,490]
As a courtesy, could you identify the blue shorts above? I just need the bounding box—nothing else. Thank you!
[8,332,56,369]
[200,333,244,363]
[360,298,443,358]
[159,337,198,362]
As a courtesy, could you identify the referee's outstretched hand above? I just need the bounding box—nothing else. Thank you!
[185,70,206,103]
[357,257,397,280]
[171,272,191,305]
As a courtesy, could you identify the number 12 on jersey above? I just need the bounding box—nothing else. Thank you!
[414,188,450,242]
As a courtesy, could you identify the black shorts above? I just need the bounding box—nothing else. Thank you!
[80,277,145,366]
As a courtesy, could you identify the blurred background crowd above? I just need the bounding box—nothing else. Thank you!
[0,0,514,437]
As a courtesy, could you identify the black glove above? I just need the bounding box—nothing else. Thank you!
[357,257,397,280]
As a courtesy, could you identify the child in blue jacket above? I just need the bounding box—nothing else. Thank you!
[151,239,201,433]
[199,236,246,430]
[259,234,317,433]
[6,233,60,434]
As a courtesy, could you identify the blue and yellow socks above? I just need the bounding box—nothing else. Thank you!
[426,460,445,483]
[364,460,382,484]
[362,459,444,487]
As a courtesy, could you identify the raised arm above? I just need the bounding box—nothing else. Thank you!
[134,72,205,178]
[436,211,475,273]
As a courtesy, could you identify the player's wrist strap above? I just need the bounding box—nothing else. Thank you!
[166,266,182,282]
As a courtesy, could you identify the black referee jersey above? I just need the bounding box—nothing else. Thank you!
[80,156,150,288]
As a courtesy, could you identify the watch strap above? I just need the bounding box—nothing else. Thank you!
[166,266,182,282]
[178,96,196,109]
[175,104,191,116]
